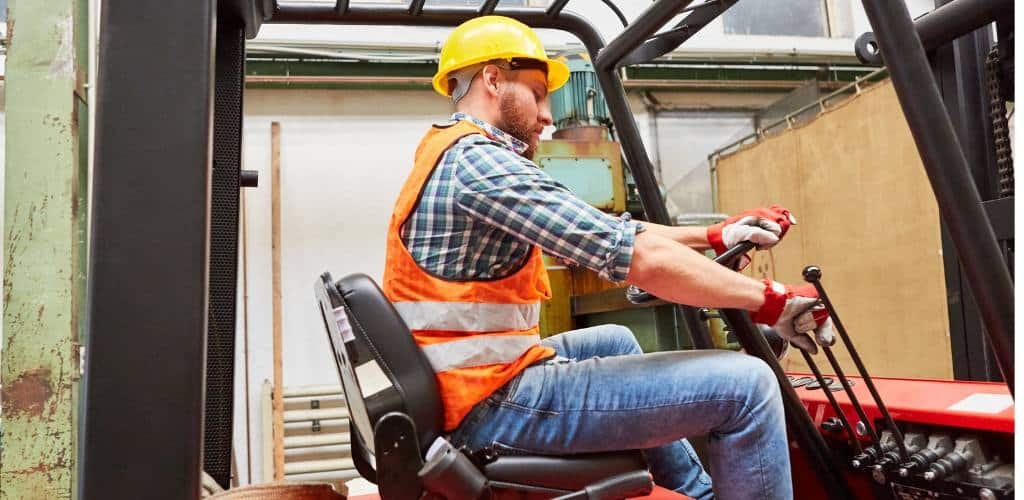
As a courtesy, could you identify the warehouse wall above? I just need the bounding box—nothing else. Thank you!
[715,80,953,381]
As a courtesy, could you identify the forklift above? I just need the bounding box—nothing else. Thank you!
[79,0,1013,498]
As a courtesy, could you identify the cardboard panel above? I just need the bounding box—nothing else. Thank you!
[715,81,952,379]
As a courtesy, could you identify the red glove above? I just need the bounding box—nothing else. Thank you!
[752,280,834,354]
[707,205,796,256]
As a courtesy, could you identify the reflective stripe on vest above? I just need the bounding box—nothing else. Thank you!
[419,333,542,372]
[393,301,540,332]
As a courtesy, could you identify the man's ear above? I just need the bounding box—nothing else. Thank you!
[480,65,502,97]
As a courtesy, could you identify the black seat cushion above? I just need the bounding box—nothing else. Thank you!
[333,273,445,454]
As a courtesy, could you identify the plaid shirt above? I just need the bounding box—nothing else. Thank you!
[401,113,639,282]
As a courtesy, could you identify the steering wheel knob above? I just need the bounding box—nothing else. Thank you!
[802,266,822,283]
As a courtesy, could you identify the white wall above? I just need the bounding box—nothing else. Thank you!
[236,88,450,483]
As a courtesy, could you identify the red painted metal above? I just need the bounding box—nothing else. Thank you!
[351,377,1011,500]
[788,373,1013,433]
[787,373,1013,499]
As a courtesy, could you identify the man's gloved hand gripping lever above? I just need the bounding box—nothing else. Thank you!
[626,222,833,353]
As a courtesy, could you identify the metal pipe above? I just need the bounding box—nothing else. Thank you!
[479,0,499,15]
[546,0,571,17]
[859,0,1014,395]
[598,0,629,28]
[408,0,425,16]
[799,350,863,454]
[617,0,738,68]
[917,0,1011,50]
[805,267,908,460]
[721,309,855,500]
[819,348,880,446]
[594,0,695,71]
[245,74,814,91]
[856,0,1012,67]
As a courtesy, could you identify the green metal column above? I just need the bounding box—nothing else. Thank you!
[1,0,87,497]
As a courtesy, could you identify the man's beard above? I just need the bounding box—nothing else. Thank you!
[496,89,538,159]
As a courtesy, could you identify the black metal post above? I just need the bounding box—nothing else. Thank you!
[917,0,1012,53]
[546,0,571,18]
[928,0,1005,383]
[204,18,247,489]
[593,0,694,71]
[409,0,426,16]
[856,0,1012,65]
[799,350,862,454]
[80,0,214,498]
[721,310,856,500]
[859,0,1014,395]
[479,0,500,15]
[617,0,738,68]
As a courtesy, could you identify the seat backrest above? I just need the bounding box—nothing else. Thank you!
[314,272,444,467]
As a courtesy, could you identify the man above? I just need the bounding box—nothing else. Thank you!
[382,16,833,500]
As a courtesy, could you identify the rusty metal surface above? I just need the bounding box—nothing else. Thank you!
[208,483,346,500]
[552,125,608,142]
[534,138,626,213]
[1,0,84,498]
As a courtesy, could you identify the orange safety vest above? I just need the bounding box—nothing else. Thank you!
[383,120,555,431]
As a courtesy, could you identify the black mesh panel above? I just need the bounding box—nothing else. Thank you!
[205,21,245,489]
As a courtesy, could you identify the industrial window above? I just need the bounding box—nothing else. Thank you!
[425,0,526,6]
[723,0,854,38]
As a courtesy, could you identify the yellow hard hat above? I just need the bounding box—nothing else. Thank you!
[432,16,571,97]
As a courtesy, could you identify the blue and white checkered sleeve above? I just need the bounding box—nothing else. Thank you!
[451,139,639,282]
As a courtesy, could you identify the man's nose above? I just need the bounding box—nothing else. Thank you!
[538,100,554,127]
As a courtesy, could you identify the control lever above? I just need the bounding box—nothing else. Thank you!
[898,434,953,478]
[799,348,862,454]
[872,433,927,484]
[626,241,755,304]
[803,266,908,462]
[875,433,926,471]
[851,431,896,470]
[551,470,654,500]
[923,436,985,482]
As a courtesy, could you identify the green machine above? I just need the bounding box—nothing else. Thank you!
[535,56,694,353]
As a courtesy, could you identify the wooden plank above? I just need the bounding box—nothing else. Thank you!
[540,259,574,337]
[241,188,254,483]
[261,381,275,483]
[572,288,667,316]
[271,121,285,481]
[715,80,952,380]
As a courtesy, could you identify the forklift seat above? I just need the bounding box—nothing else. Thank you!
[314,272,657,499]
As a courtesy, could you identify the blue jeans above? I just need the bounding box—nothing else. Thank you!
[448,325,792,500]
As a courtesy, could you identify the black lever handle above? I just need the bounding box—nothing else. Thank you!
[551,470,653,500]
[803,266,908,461]
[626,241,756,304]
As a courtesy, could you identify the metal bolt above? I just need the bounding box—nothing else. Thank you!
[851,459,862,469]
[898,468,909,478]
[855,421,867,436]
[979,488,996,500]
[923,471,936,481]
